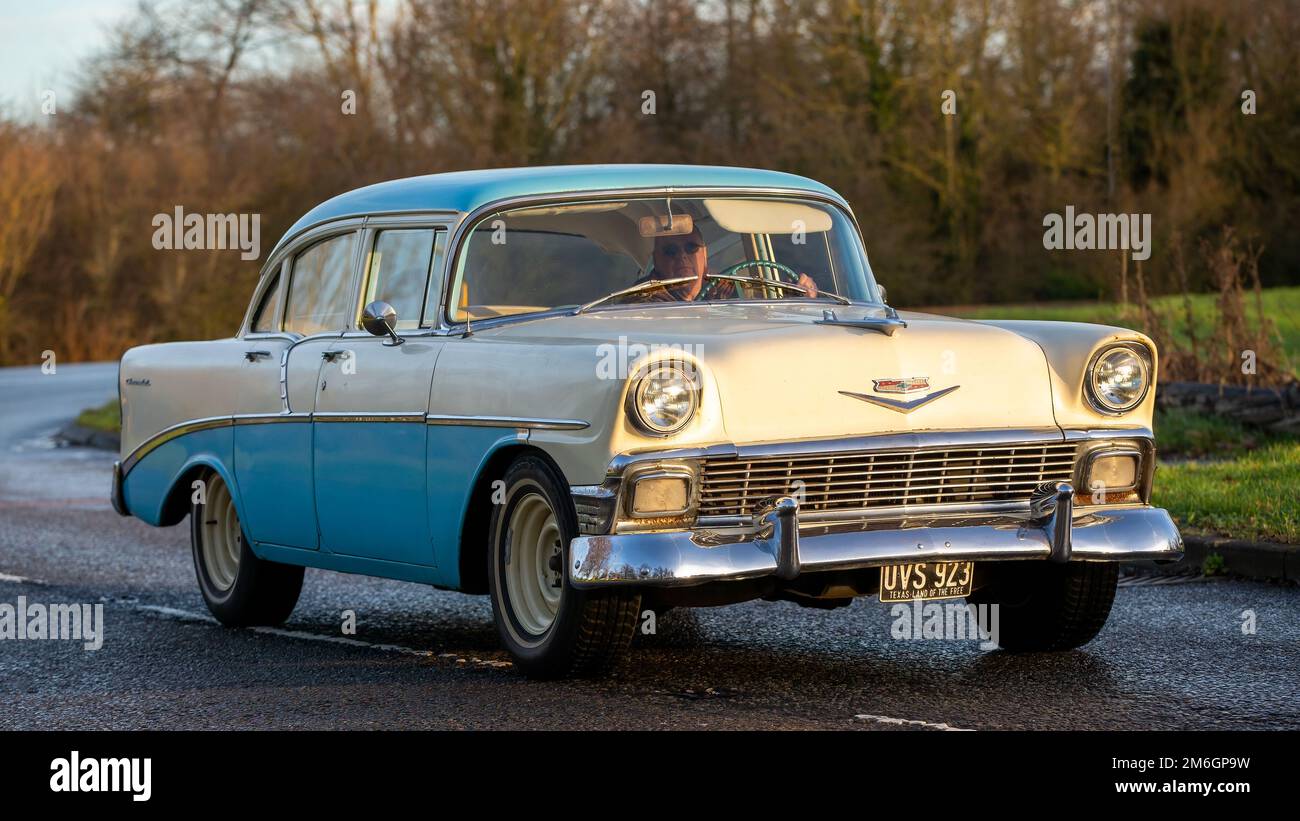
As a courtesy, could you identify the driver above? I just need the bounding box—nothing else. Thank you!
[636,227,819,301]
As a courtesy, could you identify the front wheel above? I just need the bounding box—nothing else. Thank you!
[967,561,1118,651]
[488,455,640,678]
[191,469,304,627]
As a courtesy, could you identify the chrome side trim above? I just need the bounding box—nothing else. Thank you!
[315,412,427,423]
[1064,426,1154,442]
[118,409,591,482]
[119,416,235,475]
[232,413,312,425]
[425,414,589,430]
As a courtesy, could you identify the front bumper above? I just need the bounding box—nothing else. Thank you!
[568,486,1183,588]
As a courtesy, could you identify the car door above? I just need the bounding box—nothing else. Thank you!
[313,225,449,565]
[235,228,360,550]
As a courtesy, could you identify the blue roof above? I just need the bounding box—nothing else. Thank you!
[272,164,847,259]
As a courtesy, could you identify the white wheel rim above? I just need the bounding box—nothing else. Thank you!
[200,474,241,592]
[504,492,563,636]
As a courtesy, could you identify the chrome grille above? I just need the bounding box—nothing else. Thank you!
[698,442,1079,517]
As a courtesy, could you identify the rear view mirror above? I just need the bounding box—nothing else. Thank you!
[638,214,694,237]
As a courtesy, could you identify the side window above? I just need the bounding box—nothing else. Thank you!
[771,232,837,295]
[362,228,444,331]
[250,271,281,333]
[285,232,358,336]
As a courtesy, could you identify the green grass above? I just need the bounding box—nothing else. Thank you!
[1153,407,1274,459]
[76,399,120,433]
[1143,409,1297,542]
[938,286,1300,369]
[1154,439,1300,543]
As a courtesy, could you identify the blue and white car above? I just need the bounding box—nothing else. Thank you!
[113,165,1183,677]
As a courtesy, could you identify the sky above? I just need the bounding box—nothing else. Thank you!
[0,0,137,118]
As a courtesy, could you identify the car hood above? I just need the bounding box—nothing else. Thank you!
[479,303,1060,443]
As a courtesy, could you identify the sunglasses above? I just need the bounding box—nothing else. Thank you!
[658,241,705,257]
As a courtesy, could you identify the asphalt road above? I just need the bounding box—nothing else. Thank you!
[1,363,1297,730]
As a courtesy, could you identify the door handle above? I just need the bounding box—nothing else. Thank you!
[321,350,352,363]
[244,350,272,361]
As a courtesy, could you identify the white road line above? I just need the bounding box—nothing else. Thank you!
[133,603,512,668]
[0,571,47,585]
[134,604,216,622]
[853,713,972,731]
[252,625,435,657]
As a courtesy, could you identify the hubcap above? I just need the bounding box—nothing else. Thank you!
[504,492,563,636]
[200,474,241,592]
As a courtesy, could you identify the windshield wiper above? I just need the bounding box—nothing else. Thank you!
[701,274,853,305]
[576,277,698,313]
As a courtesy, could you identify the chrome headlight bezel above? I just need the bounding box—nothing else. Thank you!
[1085,343,1152,415]
[625,363,700,436]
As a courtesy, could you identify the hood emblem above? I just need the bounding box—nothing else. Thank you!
[872,377,929,394]
[839,383,960,414]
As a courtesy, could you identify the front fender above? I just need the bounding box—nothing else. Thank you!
[978,320,1158,431]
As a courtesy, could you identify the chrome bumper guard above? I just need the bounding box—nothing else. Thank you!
[568,481,1183,589]
[110,460,130,517]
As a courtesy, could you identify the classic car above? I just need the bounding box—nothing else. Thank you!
[112,164,1183,677]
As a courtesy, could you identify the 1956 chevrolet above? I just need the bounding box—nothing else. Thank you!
[113,165,1183,677]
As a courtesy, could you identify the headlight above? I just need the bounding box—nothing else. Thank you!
[627,364,699,435]
[1086,344,1151,414]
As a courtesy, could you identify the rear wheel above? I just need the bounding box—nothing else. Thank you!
[191,469,304,627]
[967,561,1118,651]
[488,455,640,678]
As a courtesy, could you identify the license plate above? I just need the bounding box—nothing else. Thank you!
[879,561,974,602]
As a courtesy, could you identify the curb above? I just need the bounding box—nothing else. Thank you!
[54,423,120,452]
[1126,534,1298,582]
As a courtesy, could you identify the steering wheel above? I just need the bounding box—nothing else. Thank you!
[695,260,804,301]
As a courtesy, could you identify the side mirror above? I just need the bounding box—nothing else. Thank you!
[877,282,889,304]
[361,301,404,346]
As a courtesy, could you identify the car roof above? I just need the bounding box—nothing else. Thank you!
[271,164,849,260]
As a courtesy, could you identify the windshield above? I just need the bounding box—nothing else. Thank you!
[447,196,878,322]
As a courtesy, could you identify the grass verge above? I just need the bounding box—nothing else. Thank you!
[76,399,120,433]
[1153,439,1300,544]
